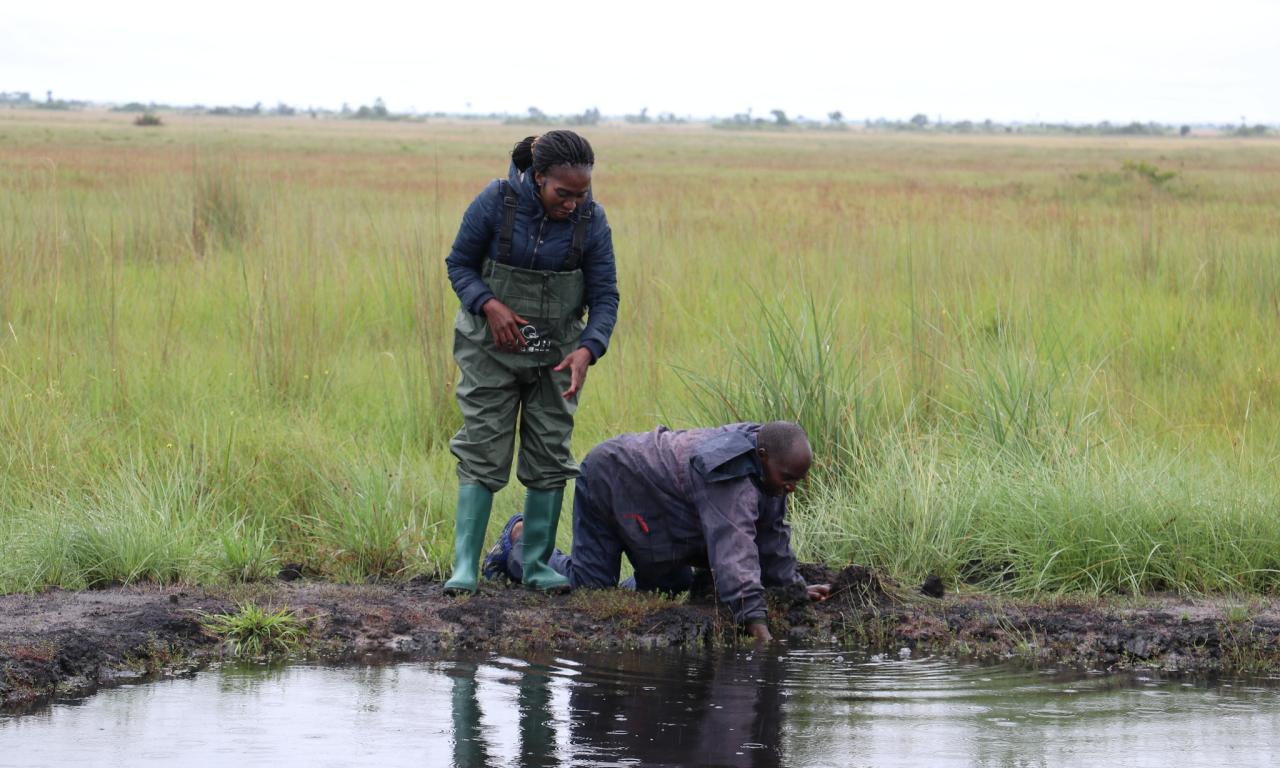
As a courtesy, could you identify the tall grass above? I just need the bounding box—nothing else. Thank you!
[673,294,880,475]
[685,293,1279,596]
[796,437,1280,595]
[1,112,1278,595]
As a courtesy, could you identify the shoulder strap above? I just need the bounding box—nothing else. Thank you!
[564,196,594,271]
[495,180,518,264]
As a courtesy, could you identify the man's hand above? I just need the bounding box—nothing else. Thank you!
[553,347,593,399]
[747,620,773,644]
[806,584,831,602]
[482,298,528,352]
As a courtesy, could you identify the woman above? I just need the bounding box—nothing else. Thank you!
[442,130,619,594]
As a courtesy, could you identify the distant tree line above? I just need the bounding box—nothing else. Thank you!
[1,90,87,110]
[505,106,617,126]
[865,114,1273,137]
[1,89,1274,137]
[716,110,1272,137]
[714,108,847,131]
[623,107,685,124]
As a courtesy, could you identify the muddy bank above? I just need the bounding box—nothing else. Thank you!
[3,565,1279,711]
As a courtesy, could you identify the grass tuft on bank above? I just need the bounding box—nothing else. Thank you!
[198,603,309,658]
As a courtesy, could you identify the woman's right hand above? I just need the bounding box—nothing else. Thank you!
[482,298,529,352]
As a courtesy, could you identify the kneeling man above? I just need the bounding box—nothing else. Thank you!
[483,421,830,641]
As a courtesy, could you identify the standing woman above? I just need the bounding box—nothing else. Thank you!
[442,131,619,594]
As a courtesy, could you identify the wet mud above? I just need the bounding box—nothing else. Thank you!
[3,565,1279,711]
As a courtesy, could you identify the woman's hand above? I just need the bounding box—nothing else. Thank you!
[482,298,528,352]
[807,584,831,602]
[553,347,593,399]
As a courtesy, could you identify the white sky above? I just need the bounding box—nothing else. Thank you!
[3,0,1277,123]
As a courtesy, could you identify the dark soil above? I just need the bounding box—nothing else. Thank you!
[4,565,1279,712]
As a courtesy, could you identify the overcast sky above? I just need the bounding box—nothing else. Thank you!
[4,0,1277,123]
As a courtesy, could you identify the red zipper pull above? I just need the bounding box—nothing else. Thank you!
[624,514,650,534]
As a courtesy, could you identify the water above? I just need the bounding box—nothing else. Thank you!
[3,649,1279,767]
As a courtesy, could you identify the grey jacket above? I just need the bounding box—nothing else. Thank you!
[581,423,804,623]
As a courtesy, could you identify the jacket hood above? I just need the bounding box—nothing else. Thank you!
[690,424,763,483]
[506,161,543,215]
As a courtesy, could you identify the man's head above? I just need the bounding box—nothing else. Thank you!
[756,421,811,497]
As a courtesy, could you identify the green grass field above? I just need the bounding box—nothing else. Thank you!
[2,110,1278,595]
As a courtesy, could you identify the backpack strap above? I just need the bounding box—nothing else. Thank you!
[563,195,594,271]
[495,180,518,264]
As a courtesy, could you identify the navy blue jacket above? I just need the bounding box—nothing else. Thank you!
[445,162,619,362]
[580,423,805,624]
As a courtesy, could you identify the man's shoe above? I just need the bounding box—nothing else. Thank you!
[482,514,523,582]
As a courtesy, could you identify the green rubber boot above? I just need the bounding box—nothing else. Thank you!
[520,488,571,593]
[443,484,495,595]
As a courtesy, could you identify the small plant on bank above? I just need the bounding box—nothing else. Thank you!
[1222,602,1257,624]
[199,603,309,658]
[133,113,163,127]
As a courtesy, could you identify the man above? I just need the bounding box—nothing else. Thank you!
[483,421,830,641]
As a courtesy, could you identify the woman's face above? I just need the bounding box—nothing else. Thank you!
[535,165,591,220]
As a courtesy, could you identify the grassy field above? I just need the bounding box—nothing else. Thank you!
[1,110,1278,596]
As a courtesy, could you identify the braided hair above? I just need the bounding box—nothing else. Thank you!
[511,130,595,175]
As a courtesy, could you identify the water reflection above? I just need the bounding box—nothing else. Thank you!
[4,650,1280,767]
[518,663,561,767]
[565,652,784,766]
[448,662,492,768]
[440,652,784,766]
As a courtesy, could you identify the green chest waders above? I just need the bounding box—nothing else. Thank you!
[444,182,591,594]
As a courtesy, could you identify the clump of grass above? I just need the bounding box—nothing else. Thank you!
[215,519,280,583]
[301,457,449,582]
[51,452,224,587]
[199,603,309,658]
[133,113,163,127]
[0,514,68,593]
[674,293,879,479]
[1123,159,1177,187]
[65,518,189,588]
[951,317,1102,457]
[192,159,253,253]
